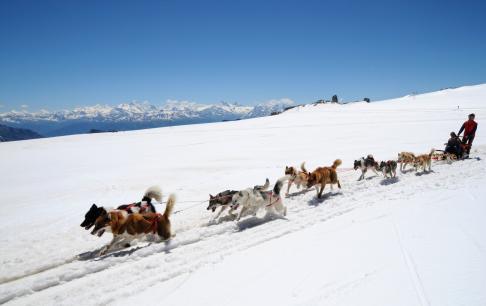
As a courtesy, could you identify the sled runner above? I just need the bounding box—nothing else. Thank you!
[431,150,458,162]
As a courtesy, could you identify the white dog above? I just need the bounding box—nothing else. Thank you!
[230,176,289,221]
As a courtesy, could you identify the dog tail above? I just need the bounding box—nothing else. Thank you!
[273,175,292,195]
[162,194,176,219]
[142,186,162,203]
[254,178,270,191]
[300,162,307,173]
[261,178,270,190]
[331,159,342,169]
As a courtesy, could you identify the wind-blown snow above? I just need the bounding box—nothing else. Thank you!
[0,84,485,305]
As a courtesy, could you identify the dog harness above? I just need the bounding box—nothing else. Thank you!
[147,213,161,234]
[124,202,148,213]
[264,191,280,207]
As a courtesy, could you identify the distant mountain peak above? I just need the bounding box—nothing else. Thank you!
[0,99,295,137]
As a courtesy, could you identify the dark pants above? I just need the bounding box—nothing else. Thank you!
[445,144,463,157]
[462,134,475,154]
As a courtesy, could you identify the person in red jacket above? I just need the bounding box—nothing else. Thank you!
[458,113,478,154]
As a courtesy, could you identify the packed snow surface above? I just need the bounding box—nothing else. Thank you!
[1,85,486,306]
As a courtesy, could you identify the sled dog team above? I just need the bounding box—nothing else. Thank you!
[81,148,435,255]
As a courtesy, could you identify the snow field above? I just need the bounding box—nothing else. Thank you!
[1,84,486,305]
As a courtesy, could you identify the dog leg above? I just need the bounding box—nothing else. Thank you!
[236,206,247,221]
[100,235,124,256]
[214,205,227,220]
[228,207,237,219]
[286,180,293,196]
[318,183,326,198]
[274,201,287,217]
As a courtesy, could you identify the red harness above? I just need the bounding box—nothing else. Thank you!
[123,203,147,213]
[147,213,161,234]
[264,191,280,207]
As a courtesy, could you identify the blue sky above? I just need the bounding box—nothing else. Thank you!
[1,0,485,111]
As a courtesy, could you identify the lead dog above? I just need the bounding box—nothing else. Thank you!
[80,186,161,230]
[306,159,342,198]
[397,152,415,172]
[91,194,175,255]
[379,160,397,178]
[230,176,289,221]
[413,149,435,172]
[284,162,310,195]
[207,179,269,220]
[354,155,379,180]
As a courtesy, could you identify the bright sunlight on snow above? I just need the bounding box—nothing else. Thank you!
[1,85,486,306]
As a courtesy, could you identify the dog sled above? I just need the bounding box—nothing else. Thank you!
[431,150,458,162]
[432,144,470,162]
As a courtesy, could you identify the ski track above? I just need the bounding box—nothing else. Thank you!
[393,222,430,306]
[1,148,485,305]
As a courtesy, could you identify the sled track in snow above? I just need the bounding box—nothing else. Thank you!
[1,153,485,305]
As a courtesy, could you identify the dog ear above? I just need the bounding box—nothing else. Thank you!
[91,203,97,209]
[209,194,213,199]
[239,191,243,196]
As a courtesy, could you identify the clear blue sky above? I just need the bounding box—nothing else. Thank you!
[1,0,485,111]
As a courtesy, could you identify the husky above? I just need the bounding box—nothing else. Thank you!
[284,162,310,195]
[379,160,397,178]
[207,178,270,220]
[413,149,435,172]
[80,186,161,230]
[354,155,379,180]
[397,152,415,172]
[230,176,289,221]
[306,159,342,198]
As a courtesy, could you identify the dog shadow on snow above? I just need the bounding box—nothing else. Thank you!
[77,238,172,261]
[286,188,313,197]
[380,177,399,186]
[307,191,343,206]
[415,170,435,177]
[236,214,288,232]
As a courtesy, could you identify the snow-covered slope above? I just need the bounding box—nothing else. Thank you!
[0,84,485,306]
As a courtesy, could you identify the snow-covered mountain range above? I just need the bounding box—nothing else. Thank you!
[0,99,294,137]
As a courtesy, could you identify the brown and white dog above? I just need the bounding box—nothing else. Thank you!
[397,152,416,172]
[284,162,310,195]
[80,186,161,231]
[306,159,342,198]
[91,194,176,255]
[413,149,435,172]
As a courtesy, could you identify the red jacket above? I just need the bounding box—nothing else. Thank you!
[459,120,478,137]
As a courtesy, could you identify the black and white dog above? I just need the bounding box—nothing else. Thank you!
[80,186,162,230]
[354,155,380,181]
[207,179,269,220]
[379,160,398,178]
[230,176,288,221]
